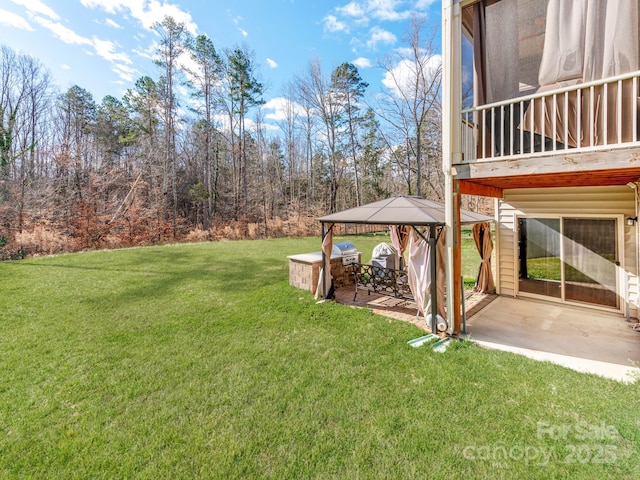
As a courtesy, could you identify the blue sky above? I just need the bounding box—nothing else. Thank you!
[1,0,441,125]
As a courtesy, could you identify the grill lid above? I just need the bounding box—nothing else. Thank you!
[332,241,357,256]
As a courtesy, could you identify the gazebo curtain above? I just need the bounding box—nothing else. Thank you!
[407,227,447,327]
[472,222,495,294]
[389,224,411,269]
[407,228,431,322]
[315,223,335,299]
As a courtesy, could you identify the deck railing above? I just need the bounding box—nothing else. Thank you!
[461,71,640,162]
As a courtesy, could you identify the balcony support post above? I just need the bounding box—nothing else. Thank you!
[443,0,463,335]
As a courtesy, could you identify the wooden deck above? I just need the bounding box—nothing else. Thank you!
[334,285,497,333]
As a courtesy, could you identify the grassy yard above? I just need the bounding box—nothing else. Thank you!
[0,236,638,479]
[525,255,617,284]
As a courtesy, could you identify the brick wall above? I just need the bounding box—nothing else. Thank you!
[288,254,359,293]
[288,258,320,292]
[330,257,358,289]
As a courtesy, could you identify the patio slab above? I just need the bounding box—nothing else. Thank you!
[466,296,640,383]
[335,285,640,382]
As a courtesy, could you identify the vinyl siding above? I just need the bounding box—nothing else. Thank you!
[496,186,638,318]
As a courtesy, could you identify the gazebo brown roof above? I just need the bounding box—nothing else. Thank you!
[316,195,492,226]
[316,196,493,335]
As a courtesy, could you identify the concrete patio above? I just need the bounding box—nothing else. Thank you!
[466,296,640,383]
[335,286,640,383]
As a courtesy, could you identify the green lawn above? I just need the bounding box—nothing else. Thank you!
[526,255,617,284]
[0,236,638,479]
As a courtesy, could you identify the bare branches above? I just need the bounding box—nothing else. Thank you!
[0,12,446,254]
[375,15,443,198]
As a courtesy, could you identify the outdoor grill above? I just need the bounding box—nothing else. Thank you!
[332,241,360,266]
[371,242,399,270]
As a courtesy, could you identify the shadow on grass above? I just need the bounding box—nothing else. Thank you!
[12,248,289,313]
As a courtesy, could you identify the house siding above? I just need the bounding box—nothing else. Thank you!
[496,186,638,318]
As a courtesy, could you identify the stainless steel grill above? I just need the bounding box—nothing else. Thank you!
[371,242,399,270]
[332,241,360,266]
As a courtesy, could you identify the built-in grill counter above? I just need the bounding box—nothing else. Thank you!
[331,242,359,265]
[288,242,361,293]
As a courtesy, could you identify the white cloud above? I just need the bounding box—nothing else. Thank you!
[352,57,372,69]
[105,18,123,29]
[382,54,442,99]
[266,58,278,69]
[323,15,349,33]
[366,26,396,49]
[80,0,144,14]
[330,0,416,30]
[32,11,140,84]
[62,64,71,70]
[177,84,190,98]
[133,42,157,60]
[367,0,411,21]
[263,97,305,122]
[0,9,33,31]
[81,0,198,34]
[415,0,438,9]
[239,28,248,37]
[337,1,365,17]
[33,16,92,45]
[10,0,59,20]
[93,37,132,64]
[142,0,198,34]
[178,50,200,81]
[111,63,138,82]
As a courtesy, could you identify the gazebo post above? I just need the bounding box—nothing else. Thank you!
[320,222,326,299]
[453,191,463,334]
[442,0,463,335]
[429,229,438,334]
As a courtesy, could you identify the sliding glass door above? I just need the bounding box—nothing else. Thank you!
[518,218,562,298]
[562,218,618,308]
[518,217,619,309]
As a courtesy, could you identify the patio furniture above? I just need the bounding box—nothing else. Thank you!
[352,262,413,302]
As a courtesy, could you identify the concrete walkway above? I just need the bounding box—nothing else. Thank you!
[466,296,640,383]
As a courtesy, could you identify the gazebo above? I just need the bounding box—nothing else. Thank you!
[316,195,494,335]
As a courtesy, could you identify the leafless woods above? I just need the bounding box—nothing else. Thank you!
[0,16,445,257]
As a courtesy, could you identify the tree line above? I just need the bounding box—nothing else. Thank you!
[0,16,444,257]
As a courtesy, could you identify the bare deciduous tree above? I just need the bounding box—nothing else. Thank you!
[375,16,442,198]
